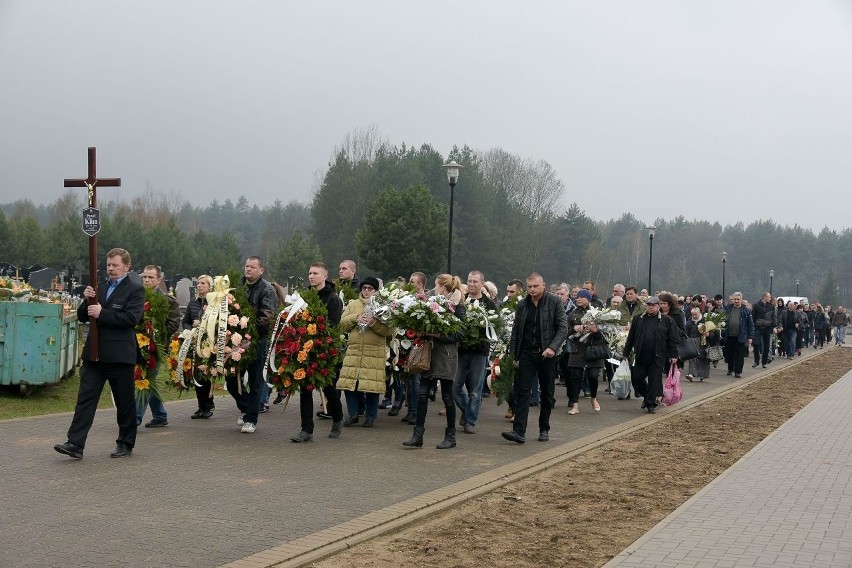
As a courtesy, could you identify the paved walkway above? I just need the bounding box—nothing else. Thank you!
[605,355,852,568]
[0,348,834,567]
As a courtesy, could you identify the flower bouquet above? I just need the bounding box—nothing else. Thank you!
[168,275,257,391]
[134,287,172,407]
[389,328,417,372]
[265,288,345,405]
[460,299,504,350]
[369,282,416,324]
[486,301,521,406]
[488,350,516,406]
[571,307,623,343]
[387,293,464,336]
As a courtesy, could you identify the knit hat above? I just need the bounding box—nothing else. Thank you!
[359,276,380,291]
[577,289,593,301]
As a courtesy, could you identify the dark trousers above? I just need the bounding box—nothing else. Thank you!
[194,380,215,412]
[299,382,343,433]
[725,336,746,374]
[415,377,455,430]
[567,366,601,403]
[67,362,137,449]
[631,361,663,407]
[754,328,772,365]
[511,350,556,436]
[815,328,826,348]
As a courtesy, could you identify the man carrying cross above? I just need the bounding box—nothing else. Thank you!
[55,248,144,459]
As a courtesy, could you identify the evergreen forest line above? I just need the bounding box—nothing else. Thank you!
[2,135,849,306]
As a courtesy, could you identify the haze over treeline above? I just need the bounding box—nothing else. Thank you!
[2,130,849,306]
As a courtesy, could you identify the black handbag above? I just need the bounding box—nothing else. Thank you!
[677,333,699,361]
[585,343,610,362]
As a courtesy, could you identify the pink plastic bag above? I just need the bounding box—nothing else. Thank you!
[662,365,683,407]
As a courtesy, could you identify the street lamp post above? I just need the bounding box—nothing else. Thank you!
[796,279,800,296]
[769,269,775,296]
[722,251,728,300]
[646,226,656,293]
[442,161,462,274]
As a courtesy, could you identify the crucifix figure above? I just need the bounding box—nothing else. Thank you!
[64,147,121,360]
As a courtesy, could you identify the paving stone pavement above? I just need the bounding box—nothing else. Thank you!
[0,351,825,567]
[605,361,852,568]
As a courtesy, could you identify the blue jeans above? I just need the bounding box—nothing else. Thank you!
[388,371,405,406]
[836,326,847,345]
[225,336,268,425]
[452,352,488,426]
[136,390,168,424]
[344,390,379,420]
[405,373,420,417]
[783,330,797,357]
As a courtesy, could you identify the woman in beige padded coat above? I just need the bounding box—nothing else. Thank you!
[336,277,393,427]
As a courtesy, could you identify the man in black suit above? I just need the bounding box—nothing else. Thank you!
[55,248,145,459]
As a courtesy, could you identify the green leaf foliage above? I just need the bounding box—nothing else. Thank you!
[355,183,448,278]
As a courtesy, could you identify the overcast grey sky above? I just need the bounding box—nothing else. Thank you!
[1,1,850,231]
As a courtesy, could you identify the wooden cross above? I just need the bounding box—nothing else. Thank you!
[64,147,121,361]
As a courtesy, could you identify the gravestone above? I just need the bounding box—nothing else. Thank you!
[174,277,193,309]
[27,267,59,291]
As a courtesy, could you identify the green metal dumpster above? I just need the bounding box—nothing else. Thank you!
[0,301,79,394]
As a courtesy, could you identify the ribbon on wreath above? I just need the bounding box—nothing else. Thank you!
[195,275,234,387]
[264,291,309,387]
[175,327,200,388]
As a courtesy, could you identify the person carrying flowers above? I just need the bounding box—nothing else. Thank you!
[336,277,393,428]
[182,274,214,418]
[402,274,466,450]
[290,262,345,443]
[230,256,278,434]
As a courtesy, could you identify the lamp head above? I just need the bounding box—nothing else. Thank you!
[442,160,463,185]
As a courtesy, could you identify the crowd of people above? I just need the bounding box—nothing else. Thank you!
[54,248,849,458]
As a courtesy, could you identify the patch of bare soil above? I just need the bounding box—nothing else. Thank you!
[313,348,852,568]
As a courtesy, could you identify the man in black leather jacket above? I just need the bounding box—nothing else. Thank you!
[502,272,568,444]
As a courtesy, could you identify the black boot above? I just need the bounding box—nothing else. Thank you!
[436,427,456,449]
[402,426,425,447]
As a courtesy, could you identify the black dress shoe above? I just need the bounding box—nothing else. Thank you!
[191,409,204,419]
[501,431,526,444]
[110,443,133,458]
[200,410,214,419]
[54,442,83,459]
